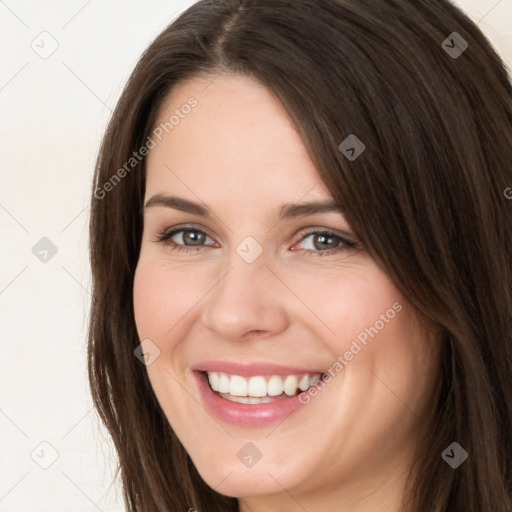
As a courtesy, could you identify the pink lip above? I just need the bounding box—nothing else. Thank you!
[191,360,324,377]
[193,371,313,428]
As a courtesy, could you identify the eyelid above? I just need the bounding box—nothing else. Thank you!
[294,225,354,241]
[156,222,352,239]
[155,223,217,242]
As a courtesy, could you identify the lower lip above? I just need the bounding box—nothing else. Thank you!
[194,371,310,428]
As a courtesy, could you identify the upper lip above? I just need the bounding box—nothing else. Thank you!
[191,360,325,377]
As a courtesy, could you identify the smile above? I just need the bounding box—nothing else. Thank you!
[192,362,327,427]
[206,371,322,404]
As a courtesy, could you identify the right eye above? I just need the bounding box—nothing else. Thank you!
[155,226,218,253]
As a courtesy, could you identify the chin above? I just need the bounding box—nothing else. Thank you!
[197,465,287,497]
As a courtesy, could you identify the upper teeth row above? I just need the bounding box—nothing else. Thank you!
[206,371,322,397]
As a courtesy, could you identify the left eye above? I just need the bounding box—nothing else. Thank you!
[293,231,357,256]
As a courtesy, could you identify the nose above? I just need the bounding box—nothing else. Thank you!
[200,248,289,341]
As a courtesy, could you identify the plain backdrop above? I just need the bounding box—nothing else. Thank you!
[0,1,510,511]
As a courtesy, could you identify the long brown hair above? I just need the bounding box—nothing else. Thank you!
[87,1,512,510]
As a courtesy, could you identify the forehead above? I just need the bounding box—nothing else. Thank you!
[145,74,333,204]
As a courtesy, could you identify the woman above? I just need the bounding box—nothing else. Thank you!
[87,0,512,510]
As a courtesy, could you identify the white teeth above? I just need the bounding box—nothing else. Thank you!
[218,373,230,393]
[248,376,267,397]
[298,375,309,391]
[208,371,220,391]
[267,375,284,396]
[206,371,323,399]
[219,394,285,404]
[230,375,248,396]
[283,375,298,396]
[310,374,321,386]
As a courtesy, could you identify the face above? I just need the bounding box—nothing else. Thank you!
[133,74,442,509]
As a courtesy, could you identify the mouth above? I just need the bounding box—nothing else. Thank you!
[203,371,323,404]
[193,366,326,427]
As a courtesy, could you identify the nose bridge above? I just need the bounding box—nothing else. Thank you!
[200,237,288,338]
[218,234,269,295]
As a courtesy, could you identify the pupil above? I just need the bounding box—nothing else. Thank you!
[184,230,205,246]
[314,234,336,250]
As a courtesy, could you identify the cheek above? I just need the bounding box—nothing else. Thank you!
[133,264,165,339]
[288,265,403,353]
[132,261,203,419]
[133,261,204,339]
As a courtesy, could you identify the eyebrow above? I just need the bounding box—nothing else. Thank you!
[144,194,342,221]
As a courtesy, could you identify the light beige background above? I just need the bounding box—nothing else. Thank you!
[0,1,510,511]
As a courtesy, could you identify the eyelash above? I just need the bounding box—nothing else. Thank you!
[154,225,358,257]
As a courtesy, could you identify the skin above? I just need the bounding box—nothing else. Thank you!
[133,73,442,512]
